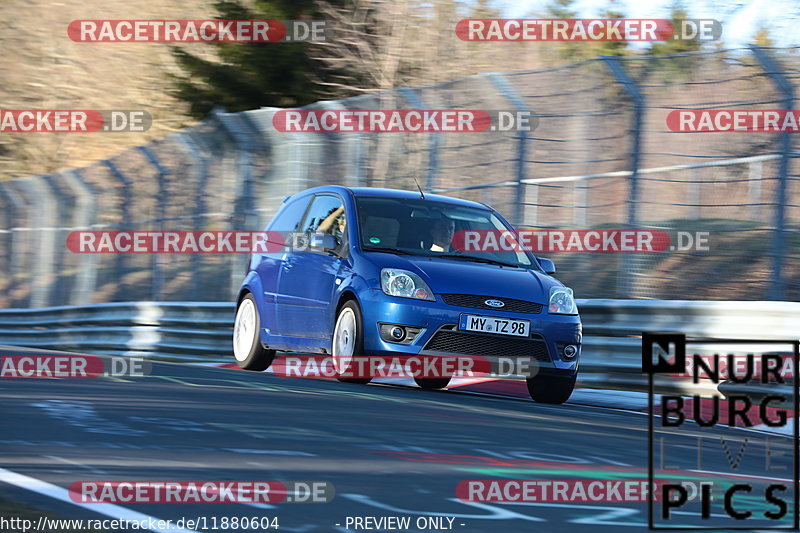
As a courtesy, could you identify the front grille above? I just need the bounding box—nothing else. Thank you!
[440,293,543,314]
[424,329,551,361]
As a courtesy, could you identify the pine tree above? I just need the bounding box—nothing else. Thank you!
[171,0,339,118]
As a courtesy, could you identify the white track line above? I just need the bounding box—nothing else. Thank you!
[43,455,106,475]
[0,468,198,533]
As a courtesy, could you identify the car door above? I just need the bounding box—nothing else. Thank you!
[254,195,311,337]
[275,194,348,339]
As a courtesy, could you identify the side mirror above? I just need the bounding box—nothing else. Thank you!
[537,257,556,275]
[309,233,338,253]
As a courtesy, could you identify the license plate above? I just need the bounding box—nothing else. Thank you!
[458,314,530,337]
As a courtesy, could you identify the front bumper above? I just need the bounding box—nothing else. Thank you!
[358,288,581,376]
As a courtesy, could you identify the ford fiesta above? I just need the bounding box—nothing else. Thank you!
[232,186,581,404]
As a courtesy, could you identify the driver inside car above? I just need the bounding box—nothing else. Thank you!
[428,217,455,252]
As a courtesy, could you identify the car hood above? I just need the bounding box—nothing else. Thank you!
[366,253,559,304]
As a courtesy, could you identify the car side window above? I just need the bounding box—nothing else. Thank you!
[268,196,312,233]
[300,195,347,256]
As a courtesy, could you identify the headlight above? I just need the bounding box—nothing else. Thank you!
[381,269,435,301]
[549,286,578,315]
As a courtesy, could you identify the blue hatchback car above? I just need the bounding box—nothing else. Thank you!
[233,186,581,403]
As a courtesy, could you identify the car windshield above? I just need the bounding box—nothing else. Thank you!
[355,196,533,268]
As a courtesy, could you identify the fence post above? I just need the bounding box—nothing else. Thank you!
[212,110,262,299]
[688,168,701,220]
[318,100,365,188]
[0,181,24,305]
[18,176,57,308]
[573,179,587,227]
[61,169,98,305]
[0,186,11,295]
[397,87,439,190]
[137,145,170,301]
[43,173,72,306]
[602,56,644,298]
[245,109,287,216]
[103,159,133,300]
[749,160,763,222]
[750,46,793,300]
[486,73,530,228]
[175,131,211,297]
[212,111,262,228]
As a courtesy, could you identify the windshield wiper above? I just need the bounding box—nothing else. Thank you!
[363,246,415,255]
[435,254,519,268]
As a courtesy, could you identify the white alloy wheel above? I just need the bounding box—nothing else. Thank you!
[332,306,357,373]
[233,297,257,362]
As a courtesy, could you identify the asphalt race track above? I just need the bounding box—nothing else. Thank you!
[0,347,795,532]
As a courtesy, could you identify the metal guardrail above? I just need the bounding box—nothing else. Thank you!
[0,300,797,395]
[0,302,234,361]
[581,299,800,339]
[578,300,799,397]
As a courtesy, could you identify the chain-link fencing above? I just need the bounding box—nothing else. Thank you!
[1,46,798,307]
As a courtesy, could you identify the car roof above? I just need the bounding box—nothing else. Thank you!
[289,185,490,210]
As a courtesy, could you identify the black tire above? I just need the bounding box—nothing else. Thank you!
[414,376,452,390]
[332,301,371,385]
[233,293,276,371]
[526,374,576,404]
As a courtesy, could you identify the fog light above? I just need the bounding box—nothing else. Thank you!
[379,323,423,344]
[390,326,406,341]
[563,344,578,359]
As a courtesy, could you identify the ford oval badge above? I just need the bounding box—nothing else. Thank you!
[484,299,505,308]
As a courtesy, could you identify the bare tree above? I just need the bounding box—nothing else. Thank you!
[312,0,416,97]
[312,0,420,181]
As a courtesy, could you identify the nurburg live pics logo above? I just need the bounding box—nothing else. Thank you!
[643,332,800,530]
